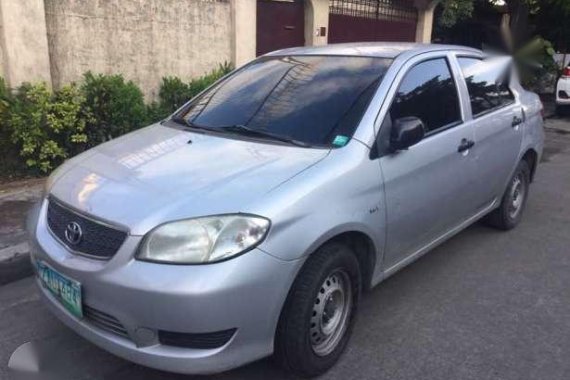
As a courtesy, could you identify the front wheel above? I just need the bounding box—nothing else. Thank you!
[484,160,530,230]
[274,242,361,377]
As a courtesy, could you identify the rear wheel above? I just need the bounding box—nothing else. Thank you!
[484,160,530,230]
[274,242,360,377]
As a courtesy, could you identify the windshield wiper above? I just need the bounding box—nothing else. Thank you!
[170,118,312,148]
[217,124,312,148]
[170,115,213,132]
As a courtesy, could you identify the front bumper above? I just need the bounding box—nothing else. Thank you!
[29,199,303,374]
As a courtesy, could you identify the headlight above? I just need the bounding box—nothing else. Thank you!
[137,215,270,264]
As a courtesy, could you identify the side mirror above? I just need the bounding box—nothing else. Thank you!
[390,116,425,151]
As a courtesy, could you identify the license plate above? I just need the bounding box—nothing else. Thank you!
[37,261,83,318]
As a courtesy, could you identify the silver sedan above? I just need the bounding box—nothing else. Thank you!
[28,43,544,377]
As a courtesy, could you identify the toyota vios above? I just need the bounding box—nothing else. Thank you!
[28,43,544,377]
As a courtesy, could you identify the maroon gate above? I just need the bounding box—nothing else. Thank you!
[329,0,418,43]
[256,0,305,56]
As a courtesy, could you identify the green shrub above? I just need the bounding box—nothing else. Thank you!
[81,72,147,146]
[8,82,88,173]
[0,78,26,178]
[514,37,558,91]
[0,62,233,177]
[158,76,192,114]
[147,62,233,122]
[0,77,11,137]
[145,76,191,123]
[188,62,232,97]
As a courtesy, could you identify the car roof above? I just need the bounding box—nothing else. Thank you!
[264,42,482,59]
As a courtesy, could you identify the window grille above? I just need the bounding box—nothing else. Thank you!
[330,0,418,22]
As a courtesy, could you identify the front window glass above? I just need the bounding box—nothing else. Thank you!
[390,58,461,133]
[176,55,392,146]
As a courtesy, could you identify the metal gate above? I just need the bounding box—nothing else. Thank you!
[256,0,305,56]
[329,0,418,43]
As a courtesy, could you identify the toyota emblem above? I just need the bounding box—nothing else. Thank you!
[64,222,83,245]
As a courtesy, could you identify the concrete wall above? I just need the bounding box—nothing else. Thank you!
[414,0,439,43]
[305,0,329,47]
[44,0,232,99]
[0,0,51,87]
[0,0,436,96]
[231,0,256,68]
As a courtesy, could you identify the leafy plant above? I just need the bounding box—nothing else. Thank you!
[158,76,192,114]
[1,62,233,177]
[81,72,147,146]
[147,62,233,123]
[0,78,26,178]
[514,36,558,90]
[438,0,475,28]
[8,83,89,173]
[188,62,232,97]
[0,77,11,136]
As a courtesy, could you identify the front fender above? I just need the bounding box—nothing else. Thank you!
[252,141,386,282]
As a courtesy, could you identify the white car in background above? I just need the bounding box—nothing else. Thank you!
[556,66,570,114]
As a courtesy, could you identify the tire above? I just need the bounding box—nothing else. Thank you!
[484,160,531,230]
[274,242,361,378]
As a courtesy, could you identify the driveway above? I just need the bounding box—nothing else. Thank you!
[1,126,570,380]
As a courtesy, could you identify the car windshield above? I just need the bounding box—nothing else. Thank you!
[174,55,392,147]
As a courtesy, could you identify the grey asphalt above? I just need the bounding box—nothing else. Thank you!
[0,178,43,285]
[2,128,570,380]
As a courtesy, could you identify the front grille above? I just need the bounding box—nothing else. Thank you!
[83,305,129,338]
[158,328,237,349]
[47,197,127,259]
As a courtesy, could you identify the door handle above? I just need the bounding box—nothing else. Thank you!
[457,138,475,153]
[512,116,523,127]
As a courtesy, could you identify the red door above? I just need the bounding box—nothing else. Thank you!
[329,0,418,43]
[257,0,305,56]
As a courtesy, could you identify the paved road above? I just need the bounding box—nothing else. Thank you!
[0,178,43,285]
[2,129,570,380]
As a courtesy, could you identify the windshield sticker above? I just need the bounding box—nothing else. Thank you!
[332,135,349,147]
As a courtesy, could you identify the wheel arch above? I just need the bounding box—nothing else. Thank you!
[303,229,379,292]
[521,148,538,182]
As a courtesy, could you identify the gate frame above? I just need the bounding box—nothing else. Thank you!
[230,0,439,67]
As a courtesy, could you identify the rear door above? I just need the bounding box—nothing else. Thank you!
[455,56,524,208]
[378,55,478,270]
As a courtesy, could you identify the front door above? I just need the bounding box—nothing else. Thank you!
[379,57,478,270]
[256,0,305,56]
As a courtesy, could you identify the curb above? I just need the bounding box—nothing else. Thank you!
[0,242,29,262]
[0,249,32,286]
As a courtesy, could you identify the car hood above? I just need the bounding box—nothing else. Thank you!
[48,124,329,235]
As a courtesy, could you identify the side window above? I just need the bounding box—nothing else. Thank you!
[457,57,515,117]
[390,58,461,134]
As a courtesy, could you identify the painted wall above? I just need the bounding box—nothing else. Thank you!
[231,0,256,67]
[44,0,232,99]
[0,0,51,87]
[0,0,432,96]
